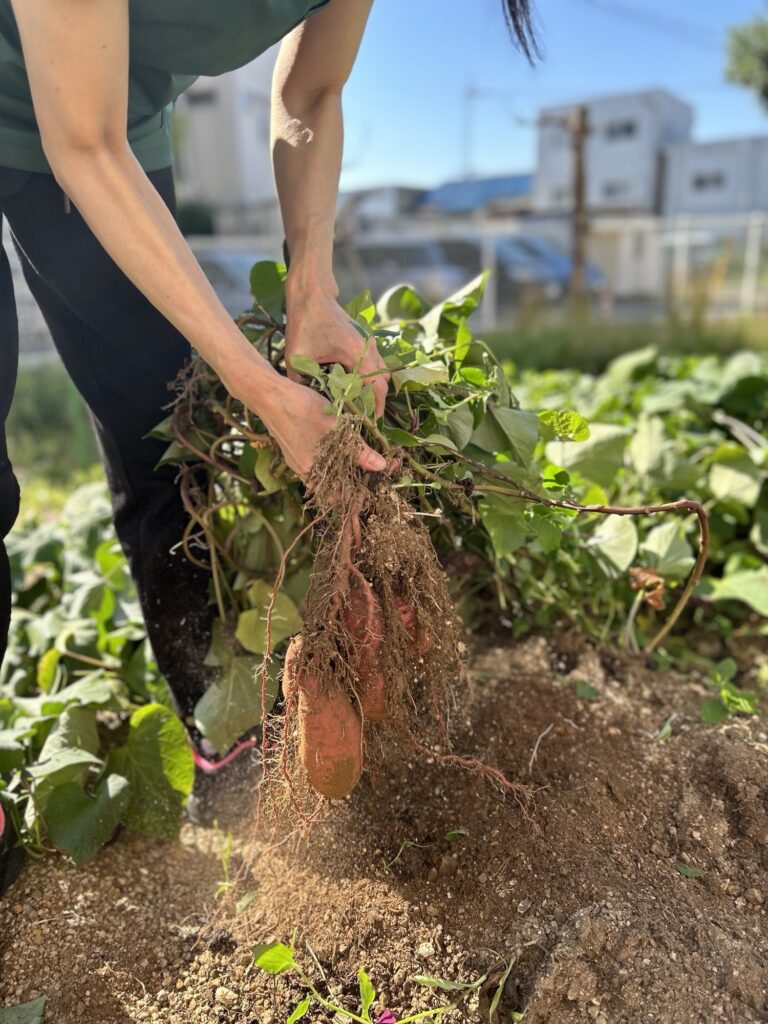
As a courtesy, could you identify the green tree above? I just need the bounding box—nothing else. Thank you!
[726,4,768,112]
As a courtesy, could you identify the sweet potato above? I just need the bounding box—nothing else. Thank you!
[394,595,435,656]
[285,636,363,799]
[343,576,390,721]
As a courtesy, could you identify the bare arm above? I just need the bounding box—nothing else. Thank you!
[272,0,390,416]
[11,0,385,476]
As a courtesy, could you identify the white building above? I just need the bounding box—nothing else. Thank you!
[534,89,693,215]
[663,136,768,216]
[174,48,278,216]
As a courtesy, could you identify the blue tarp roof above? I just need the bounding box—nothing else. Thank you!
[416,174,533,214]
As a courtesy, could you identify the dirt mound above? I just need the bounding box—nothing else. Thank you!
[1,634,766,1023]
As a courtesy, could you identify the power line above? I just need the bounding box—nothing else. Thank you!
[574,0,723,53]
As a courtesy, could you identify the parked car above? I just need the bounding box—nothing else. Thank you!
[191,242,275,316]
[333,240,466,305]
[511,235,607,293]
[437,235,606,308]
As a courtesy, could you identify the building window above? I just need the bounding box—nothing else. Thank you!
[186,89,217,106]
[605,120,637,140]
[691,171,725,191]
[603,180,630,200]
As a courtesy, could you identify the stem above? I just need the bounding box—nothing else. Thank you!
[296,969,368,1024]
[361,417,710,654]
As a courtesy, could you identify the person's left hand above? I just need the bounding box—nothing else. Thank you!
[284,294,390,417]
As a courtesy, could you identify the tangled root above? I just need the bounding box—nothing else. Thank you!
[259,422,528,823]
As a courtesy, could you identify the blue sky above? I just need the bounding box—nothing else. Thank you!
[339,0,768,190]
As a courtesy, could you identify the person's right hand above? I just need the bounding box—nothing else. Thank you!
[237,372,387,482]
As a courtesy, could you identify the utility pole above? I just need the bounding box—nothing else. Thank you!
[568,104,590,307]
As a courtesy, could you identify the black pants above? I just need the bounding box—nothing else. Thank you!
[0,167,213,718]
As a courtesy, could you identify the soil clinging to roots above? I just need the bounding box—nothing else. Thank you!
[261,424,526,819]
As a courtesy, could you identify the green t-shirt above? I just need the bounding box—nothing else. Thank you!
[0,0,330,173]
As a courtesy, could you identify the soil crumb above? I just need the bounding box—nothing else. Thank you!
[1,633,766,1024]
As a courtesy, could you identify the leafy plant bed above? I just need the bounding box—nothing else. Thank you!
[1,632,766,1023]
[158,266,743,801]
[1,266,765,862]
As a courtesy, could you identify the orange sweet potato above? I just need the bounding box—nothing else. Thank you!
[394,595,435,656]
[343,577,390,721]
[284,636,363,799]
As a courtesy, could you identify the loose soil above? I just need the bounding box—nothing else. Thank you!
[1,632,767,1024]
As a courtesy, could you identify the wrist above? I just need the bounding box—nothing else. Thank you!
[285,263,338,311]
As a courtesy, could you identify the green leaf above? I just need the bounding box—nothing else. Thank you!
[675,862,705,879]
[249,260,286,322]
[155,440,201,468]
[383,427,423,448]
[194,656,278,754]
[628,415,666,476]
[750,506,768,557]
[701,698,728,724]
[358,967,376,1018]
[109,704,194,839]
[537,409,590,443]
[254,448,281,494]
[587,515,638,573]
[412,974,485,992]
[237,581,303,654]
[720,681,758,716]
[44,774,130,868]
[478,493,528,559]
[38,707,100,761]
[0,996,47,1024]
[534,517,562,554]
[489,407,539,467]
[708,457,762,508]
[0,730,26,773]
[698,569,768,617]
[391,361,449,393]
[575,680,599,700]
[545,424,629,488]
[445,403,475,450]
[377,283,429,321]
[26,748,103,800]
[345,289,376,325]
[445,827,468,842]
[36,648,62,693]
[420,272,487,338]
[286,996,313,1024]
[287,355,323,380]
[639,521,694,578]
[253,941,295,975]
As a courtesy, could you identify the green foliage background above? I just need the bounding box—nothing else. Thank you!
[1,266,765,868]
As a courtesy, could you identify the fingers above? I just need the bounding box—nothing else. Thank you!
[358,341,390,418]
[357,441,387,473]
